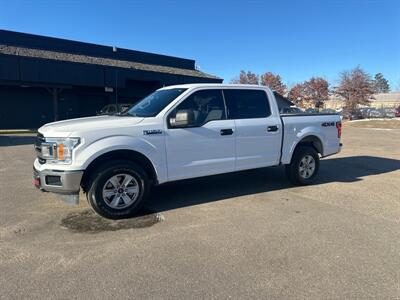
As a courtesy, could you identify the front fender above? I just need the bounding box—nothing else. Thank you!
[74,135,167,183]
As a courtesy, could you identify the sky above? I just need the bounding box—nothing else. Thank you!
[1,0,399,90]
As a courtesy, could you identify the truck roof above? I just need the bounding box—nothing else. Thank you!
[160,83,271,90]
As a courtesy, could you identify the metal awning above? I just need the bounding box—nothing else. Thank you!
[0,45,220,80]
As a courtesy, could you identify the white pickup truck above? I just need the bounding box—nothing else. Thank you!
[33,84,342,219]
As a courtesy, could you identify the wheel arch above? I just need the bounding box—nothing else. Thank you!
[289,135,323,164]
[80,149,158,192]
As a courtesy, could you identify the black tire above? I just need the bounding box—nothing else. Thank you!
[86,160,149,219]
[285,146,320,185]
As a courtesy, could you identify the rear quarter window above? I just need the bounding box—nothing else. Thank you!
[223,89,271,119]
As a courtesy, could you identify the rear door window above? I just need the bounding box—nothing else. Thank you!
[223,89,271,119]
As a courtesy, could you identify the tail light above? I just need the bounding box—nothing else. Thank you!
[336,121,342,138]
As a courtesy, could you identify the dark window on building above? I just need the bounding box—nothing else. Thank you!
[170,89,226,127]
[223,89,271,119]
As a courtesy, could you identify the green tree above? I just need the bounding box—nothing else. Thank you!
[373,73,390,93]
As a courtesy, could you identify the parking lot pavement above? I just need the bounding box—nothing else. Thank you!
[1,126,399,299]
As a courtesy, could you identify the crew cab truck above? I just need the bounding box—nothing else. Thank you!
[33,84,342,219]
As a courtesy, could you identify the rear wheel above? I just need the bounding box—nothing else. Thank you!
[285,146,319,185]
[86,160,149,219]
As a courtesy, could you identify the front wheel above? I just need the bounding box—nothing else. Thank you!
[86,160,149,219]
[285,146,320,185]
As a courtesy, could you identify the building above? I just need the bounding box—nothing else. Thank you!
[370,93,400,108]
[0,30,222,129]
[325,92,400,110]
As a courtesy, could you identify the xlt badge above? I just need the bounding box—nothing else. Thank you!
[143,129,163,135]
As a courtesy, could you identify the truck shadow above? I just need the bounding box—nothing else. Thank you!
[145,156,400,214]
[0,135,36,146]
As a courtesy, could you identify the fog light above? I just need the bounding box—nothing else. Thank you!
[45,175,62,186]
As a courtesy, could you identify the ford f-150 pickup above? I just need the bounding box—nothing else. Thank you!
[33,84,342,219]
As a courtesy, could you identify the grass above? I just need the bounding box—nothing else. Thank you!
[344,118,400,129]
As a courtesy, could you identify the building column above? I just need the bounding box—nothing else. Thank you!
[46,87,63,121]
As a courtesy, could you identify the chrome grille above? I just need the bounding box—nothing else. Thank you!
[35,133,46,164]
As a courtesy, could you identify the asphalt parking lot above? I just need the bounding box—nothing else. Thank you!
[1,123,399,299]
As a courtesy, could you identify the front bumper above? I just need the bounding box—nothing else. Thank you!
[33,166,83,195]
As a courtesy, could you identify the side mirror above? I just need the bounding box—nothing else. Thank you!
[170,109,195,127]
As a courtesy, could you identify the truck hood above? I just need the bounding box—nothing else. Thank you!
[39,116,144,137]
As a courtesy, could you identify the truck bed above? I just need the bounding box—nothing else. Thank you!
[279,113,342,164]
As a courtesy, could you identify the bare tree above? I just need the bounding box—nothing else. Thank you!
[230,70,259,85]
[303,77,329,109]
[260,72,286,95]
[246,71,259,85]
[334,66,375,113]
[288,83,307,107]
[287,77,329,109]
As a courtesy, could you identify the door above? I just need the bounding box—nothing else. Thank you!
[223,89,282,170]
[165,89,235,181]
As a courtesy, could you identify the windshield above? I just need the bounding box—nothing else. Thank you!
[125,88,187,117]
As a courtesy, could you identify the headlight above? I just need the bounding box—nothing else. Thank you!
[41,137,80,164]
